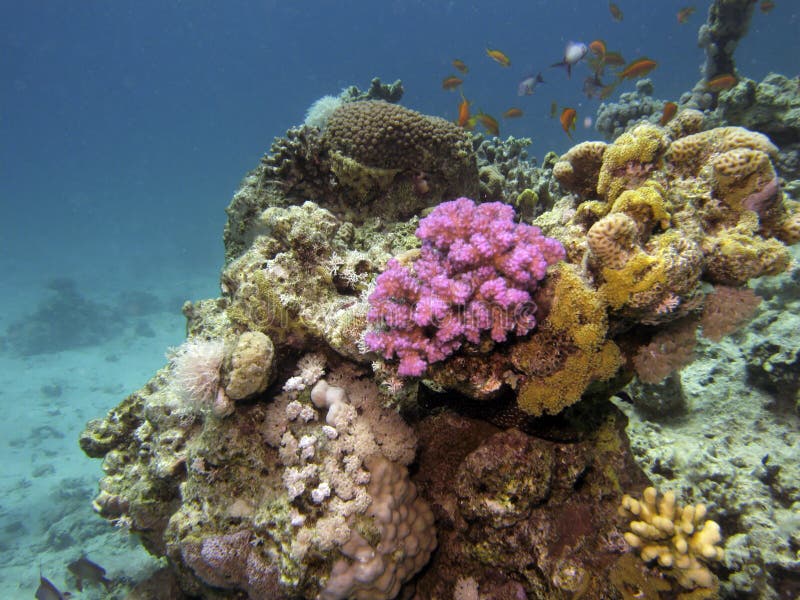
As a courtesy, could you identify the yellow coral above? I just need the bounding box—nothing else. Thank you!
[330,150,400,201]
[599,250,668,310]
[610,182,672,233]
[709,148,776,212]
[597,124,668,202]
[665,108,705,140]
[546,264,608,352]
[517,340,622,416]
[619,487,724,590]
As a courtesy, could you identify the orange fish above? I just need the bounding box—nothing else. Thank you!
[486,47,511,67]
[589,39,607,58]
[452,59,469,74]
[677,6,695,23]
[706,73,737,92]
[560,107,577,139]
[599,83,617,100]
[503,108,523,119]
[476,111,500,136]
[457,93,471,128]
[603,51,626,67]
[759,0,775,13]
[609,2,623,21]
[659,101,678,125]
[618,57,658,80]
[442,76,463,90]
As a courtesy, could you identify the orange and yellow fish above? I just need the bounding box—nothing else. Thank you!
[706,73,737,92]
[452,59,469,74]
[560,107,577,139]
[618,57,658,80]
[457,93,471,128]
[659,101,678,125]
[503,108,523,119]
[442,76,463,91]
[677,6,695,24]
[486,47,511,67]
[475,111,500,136]
[759,0,775,13]
[609,2,623,21]
[589,39,607,58]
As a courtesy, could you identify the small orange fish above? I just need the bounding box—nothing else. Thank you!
[457,93,471,128]
[618,57,658,80]
[589,39,607,58]
[560,107,577,139]
[759,0,775,13]
[476,111,500,136]
[486,47,511,67]
[452,59,469,74]
[603,51,626,67]
[659,101,678,125]
[503,108,523,119]
[442,76,463,91]
[706,73,737,92]
[609,2,623,21]
[677,6,695,23]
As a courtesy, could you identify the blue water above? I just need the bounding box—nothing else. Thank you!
[1,0,798,596]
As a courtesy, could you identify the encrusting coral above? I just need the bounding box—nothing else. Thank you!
[619,487,724,590]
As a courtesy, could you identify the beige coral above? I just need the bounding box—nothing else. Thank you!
[553,140,607,197]
[224,331,275,401]
[666,126,778,176]
[587,213,638,269]
[619,487,724,590]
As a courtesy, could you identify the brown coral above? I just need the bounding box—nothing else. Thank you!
[553,140,607,198]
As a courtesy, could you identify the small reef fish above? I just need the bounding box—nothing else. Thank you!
[441,76,463,90]
[583,73,610,100]
[589,39,607,58]
[486,47,511,67]
[618,57,658,80]
[706,73,737,91]
[503,108,523,118]
[36,574,69,600]
[609,2,624,21]
[452,58,469,74]
[550,101,558,119]
[603,51,626,67]
[475,111,500,136]
[67,556,112,592]
[517,72,544,96]
[759,0,775,13]
[457,93,471,128]
[551,41,588,78]
[677,6,696,24]
[659,101,678,125]
[560,107,577,139]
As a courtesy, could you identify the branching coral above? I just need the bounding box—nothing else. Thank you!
[619,487,724,590]
[365,198,565,376]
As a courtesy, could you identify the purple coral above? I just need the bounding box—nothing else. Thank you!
[365,198,565,376]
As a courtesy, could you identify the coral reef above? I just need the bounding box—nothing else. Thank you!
[78,86,800,599]
[595,79,663,141]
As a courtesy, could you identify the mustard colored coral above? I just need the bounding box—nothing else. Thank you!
[619,487,724,590]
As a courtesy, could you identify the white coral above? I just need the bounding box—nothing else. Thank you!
[168,338,225,409]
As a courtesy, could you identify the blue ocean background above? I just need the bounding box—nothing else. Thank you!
[1,0,798,596]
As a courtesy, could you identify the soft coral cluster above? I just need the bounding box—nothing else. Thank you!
[365,198,565,376]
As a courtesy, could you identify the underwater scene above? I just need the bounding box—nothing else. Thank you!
[2,1,800,598]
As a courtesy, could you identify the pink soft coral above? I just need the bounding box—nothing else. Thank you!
[365,198,565,376]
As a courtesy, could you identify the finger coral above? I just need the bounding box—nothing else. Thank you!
[365,198,565,377]
[619,487,724,590]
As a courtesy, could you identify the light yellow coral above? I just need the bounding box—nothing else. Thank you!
[224,331,275,400]
[587,213,638,269]
[666,126,778,176]
[619,487,724,590]
[709,147,776,212]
